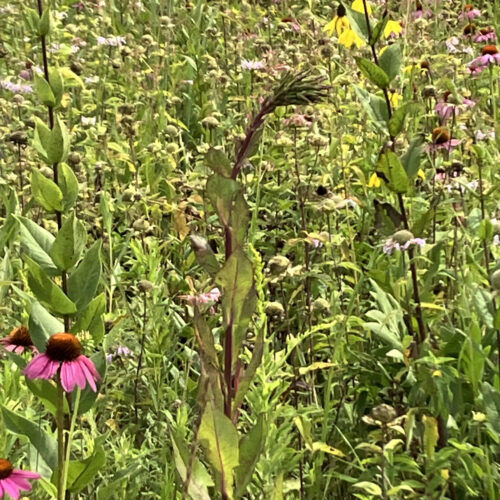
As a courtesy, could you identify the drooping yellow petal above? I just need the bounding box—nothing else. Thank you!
[352,0,372,15]
[324,16,350,37]
[389,92,402,108]
[368,173,381,188]
[417,169,426,180]
[324,17,338,36]
[339,28,365,48]
[384,20,402,38]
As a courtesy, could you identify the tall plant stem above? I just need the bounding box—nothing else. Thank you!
[56,375,65,500]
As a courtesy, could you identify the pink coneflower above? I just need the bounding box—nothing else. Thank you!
[383,230,426,255]
[426,127,461,153]
[469,45,500,74]
[458,4,481,21]
[474,27,496,43]
[97,35,126,47]
[0,326,36,354]
[241,59,265,71]
[413,2,432,19]
[0,458,40,499]
[179,287,221,306]
[23,333,100,393]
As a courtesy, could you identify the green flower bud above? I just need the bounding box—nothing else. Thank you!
[265,301,285,316]
[268,255,290,275]
[392,230,414,245]
[371,404,397,424]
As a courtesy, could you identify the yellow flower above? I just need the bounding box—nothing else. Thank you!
[389,92,402,108]
[384,20,402,38]
[432,369,442,377]
[441,469,450,480]
[417,169,426,180]
[368,173,381,188]
[352,0,372,14]
[339,28,365,48]
[324,15,350,37]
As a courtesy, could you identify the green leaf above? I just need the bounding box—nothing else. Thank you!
[38,7,51,36]
[58,163,79,211]
[29,301,64,351]
[205,148,232,178]
[33,117,51,162]
[423,415,438,459]
[46,115,70,165]
[206,174,242,227]
[171,430,213,500]
[189,234,220,277]
[355,57,390,90]
[72,293,106,342]
[354,481,383,496]
[402,136,424,178]
[67,444,106,492]
[345,6,370,42]
[199,401,239,499]
[15,215,58,276]
[230,192,250,249]
[355,86,389,124]
[68,240,101,311]
[481,382,500,434]
[369,16,389,45]
[377,151,409,194]
[31,169,63,212]
[1,406,58,470]
[34,73,56,107]
[50,213,87,271]
[388,103,408,137]
[49,67,64,106]
[235,416,266,499]
[379,43,402,82]
[26,378,68,415]
[215,249,255,364]
[26,257,77,315]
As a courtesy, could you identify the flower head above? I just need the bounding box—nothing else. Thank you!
[383,230,426,255]
[179,287,221,306]
[0,458,40,499]
[241,59,265,71]
[474,27,496,43]
[459,4,481,20]
[425,127,461,153]
[23,333,100,393]
[469,45,500,74]
[0,326,36,354]
[0,80,33,94]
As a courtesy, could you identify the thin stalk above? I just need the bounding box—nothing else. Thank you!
[56,374,65,500]
[134,290,148,424]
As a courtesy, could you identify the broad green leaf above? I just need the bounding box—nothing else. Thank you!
[355,86,389,124]
[15,215,58,276]
[58,163,79,211]
[205,148,232,178]
[235,416,267,499]
[171,430,213,500]
[34,73,56,107]
[26,257,77,315]
[311,442,345,457]
[26,378,69,415]
[33,117,52,162]
[68,240,101,311]
[215,249,255,364]
[230,192,250,249]
[388,103,408,137]
[355,57,390,90]
[38,7,51,36]
[369,15,389,45]
[189,234,220,277]
[423,415,438,459]
[31,169,63,212]
[72,293,106,342]
[1,406,58,470]
[50,212,87,271]
[345,6,370,42]
[199,401,239,499]
[206,174,242,227]
[377,151,409,194]
[402,136,424,178]
[67,444,106,492]
[46,115,70,164]
[59,67,85,88]
[481,382,500,434]
[49,67,64,106]
[379,43,402,82]
[29,301,64,351]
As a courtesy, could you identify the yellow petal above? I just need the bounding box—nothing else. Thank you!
[417,169,426,180]
[352,0,372,14]
[389,92,402,108]
[368,173,381,188]
[384,20,402,38]
[339,29,355,48]
[324,17,338,36]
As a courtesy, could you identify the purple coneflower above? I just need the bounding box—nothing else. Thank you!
[458,4,481,21]
[0,326,36,354]
[23,333,100,393]
[179,287,221,306]
[383,230,426,255]
[469,45,500,74]
[0,459,40,499]
[474,27,496,43]
[426,127,460,153]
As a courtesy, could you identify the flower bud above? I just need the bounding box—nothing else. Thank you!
[392,230,414,245]
[268,255,290,275]
[265,302,285,316]
[312,298,330,312]
[371,404,397,424]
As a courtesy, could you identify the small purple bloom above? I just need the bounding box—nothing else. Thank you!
[241,59,265,71]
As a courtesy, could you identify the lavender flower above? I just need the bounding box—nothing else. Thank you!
[383,230,426,255]
[0,80,33,94]
[241,59,265,71]
[458,6,481,21]
[469,45,500,74]
[179,287,221,306]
